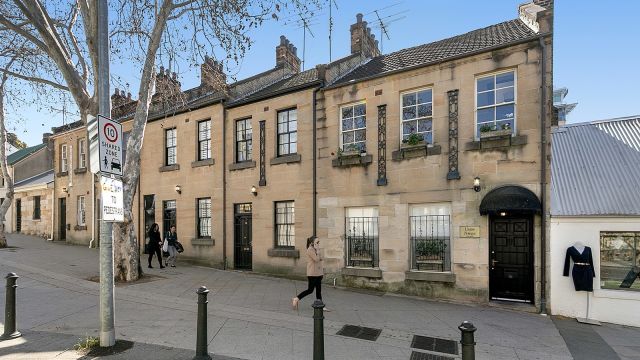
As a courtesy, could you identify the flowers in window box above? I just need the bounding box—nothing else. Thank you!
[401,132,426,147]
[479,123,513,139]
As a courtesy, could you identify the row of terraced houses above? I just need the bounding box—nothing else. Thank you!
[5,1,558,311]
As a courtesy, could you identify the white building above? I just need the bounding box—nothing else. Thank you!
[550,116,640,327]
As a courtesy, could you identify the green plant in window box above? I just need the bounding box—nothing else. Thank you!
[402,132,426,147]
[343,143,362,155]
[415,240,447,261]
[480,123,512,139]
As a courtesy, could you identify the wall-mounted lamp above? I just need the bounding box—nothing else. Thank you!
[62,187,68,194]
[500,212,507,217]
[251,185,258,197]
[473,177,481,192]
[175,185,182,194]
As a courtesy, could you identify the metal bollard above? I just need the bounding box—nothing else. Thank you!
[193,286,212,360]
[312,300,325,360]
[1,273,21,340]
[458,321,477,360]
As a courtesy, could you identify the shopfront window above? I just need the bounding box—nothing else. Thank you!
[600,231,640,291]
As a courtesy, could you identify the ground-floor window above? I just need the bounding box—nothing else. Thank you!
[345,207,378,268]
[600,231,640,291]
[275,201,295,247]
[77,196,86,226]
[410,204,451,272]
[197,198,211,238]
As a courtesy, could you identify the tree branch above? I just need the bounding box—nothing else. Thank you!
[0,68,69,91]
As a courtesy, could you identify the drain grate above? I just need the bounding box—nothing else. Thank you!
[336,324,382,341]
[409,351,455,360]
[411,335,458,355]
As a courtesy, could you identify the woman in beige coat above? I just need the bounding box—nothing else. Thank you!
[292,236,327,310]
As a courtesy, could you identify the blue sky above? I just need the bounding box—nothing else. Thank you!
[9,1,640,146]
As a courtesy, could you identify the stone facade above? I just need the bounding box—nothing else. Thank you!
[13,187,53,238]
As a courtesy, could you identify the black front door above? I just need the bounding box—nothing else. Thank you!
[234,203,252,270]
[489,215,534,303]
[59,198,66,240]
[15,199,21,232]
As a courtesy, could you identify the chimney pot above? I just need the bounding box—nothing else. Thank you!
[280,35,286,45]
[356,13,363,23]
[127,92,131,100]
[172,72,177,80]
[160,66,165,74]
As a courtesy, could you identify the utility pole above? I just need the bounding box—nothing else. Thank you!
[97,0,115,347]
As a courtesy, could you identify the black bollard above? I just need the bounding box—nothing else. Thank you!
[193,286,212,360]
[1,273,21,340]
[458,321,477,360]
[312,300,325,360]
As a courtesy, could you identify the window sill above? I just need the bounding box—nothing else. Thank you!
[342,267,382,279]
[191,159,215,168]
[464,134,527,151]
[159,164,180,172]
[74,168,87,175]
[56,171,69,178]
[392,144,441,161]
[405,271,456,283]
[229,160,256,171]
[267,248,300,258]
[191,238,214,246]
[74,225,87,231]
[332,153,373,168]
[270,153,301,165]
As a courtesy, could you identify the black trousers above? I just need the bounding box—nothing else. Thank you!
[297,276,322,300]
[148,246,162,267]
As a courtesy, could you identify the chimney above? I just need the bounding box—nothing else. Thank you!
[201,55,227,89]
[111,88,128,108]
[276,35,301,72]
[519,0,553,33]
[350,13,381,58]
[42,132,52,145]
[154,66,181,100]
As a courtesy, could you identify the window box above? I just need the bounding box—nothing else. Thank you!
[464,134,528,151]
[392,144,441,161]
[332,152,373,167]
[270,153,301,165]
[405,271,456,283]
[159,164,180,172]
[74,168,87,175]
[400,139,427,149]
[268,248,300,258]
[479,129,513,139]
[229,160,256,171]
[342,267,382,279]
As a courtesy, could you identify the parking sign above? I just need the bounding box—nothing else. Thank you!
[98,115,123,176]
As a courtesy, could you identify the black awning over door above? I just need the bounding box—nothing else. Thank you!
[479,186,542,215]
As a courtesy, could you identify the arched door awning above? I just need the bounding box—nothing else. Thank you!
[479,186,541,215]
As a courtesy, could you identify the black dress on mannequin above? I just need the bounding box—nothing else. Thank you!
[563,246,596,291]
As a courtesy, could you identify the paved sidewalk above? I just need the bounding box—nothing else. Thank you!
[0,234,637,359]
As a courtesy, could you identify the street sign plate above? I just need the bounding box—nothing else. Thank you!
[98,115,123,176]
[100,176,124,222]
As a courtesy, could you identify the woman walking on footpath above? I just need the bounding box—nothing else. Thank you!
[147,223,165,269]
[165,225,179,267]
[292,236,329,311]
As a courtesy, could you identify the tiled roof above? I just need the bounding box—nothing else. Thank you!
[7,143,46,165]
[332,19,537,86]
[227,68,319,107]
[52,120,84,134]
[551,116,640,216]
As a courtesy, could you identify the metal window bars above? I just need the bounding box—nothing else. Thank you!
[410,215,451,272]
[345,216,379,268]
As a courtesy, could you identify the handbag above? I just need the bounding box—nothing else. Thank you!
[162,238,168,252]
[176,241,184,253]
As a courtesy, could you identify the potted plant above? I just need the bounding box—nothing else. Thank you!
[401,132,426,148]
[415,240,447,262]
[479,123,512,139]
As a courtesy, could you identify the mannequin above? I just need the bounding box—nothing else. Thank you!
[563,242,599,325]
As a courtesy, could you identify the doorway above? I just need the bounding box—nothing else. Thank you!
[15,199,21,233]
[58,198,66,240]
[234,203,252,270]
[489,215,534,303]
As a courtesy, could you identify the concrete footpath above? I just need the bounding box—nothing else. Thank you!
[0,234,638,359]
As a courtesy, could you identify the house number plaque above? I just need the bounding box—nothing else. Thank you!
[460,226,480,238]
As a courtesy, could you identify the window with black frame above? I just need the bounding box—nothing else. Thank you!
[163,200,176,235]
[275,201,295,247]
[600,231,640,291]
[277,109,297,156]
[197,198,211,238]
[236,118,252,162]
[198,120,211,160]
[33,196,41,220]
[345,207,378,268]
[165,128,177,165]
[410,204,451,272]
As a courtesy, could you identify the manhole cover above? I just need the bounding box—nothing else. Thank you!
[336,324,382,341]
[410,351,455,360]
[411,335,458,355]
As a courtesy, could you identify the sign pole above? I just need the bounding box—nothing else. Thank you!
[97,0,115,347]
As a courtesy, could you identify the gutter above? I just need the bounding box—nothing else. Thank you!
[222,101,227,270]
[324,33,552,91]
[539,35,548,315]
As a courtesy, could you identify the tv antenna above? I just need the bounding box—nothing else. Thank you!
[367,3,408,52]
[294,14,317,71]
[329,0,338,62]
